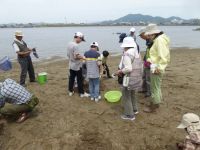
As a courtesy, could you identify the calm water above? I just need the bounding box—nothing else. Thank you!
[0,26,200,60]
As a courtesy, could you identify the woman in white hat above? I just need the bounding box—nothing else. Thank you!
[176,113,200,150]
[115,37,143,121]
[143,24,170,113]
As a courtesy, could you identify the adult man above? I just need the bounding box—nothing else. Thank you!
[130,27,136,41]
[138,27,152,97]
[0,79,39,123]
[143,24,170,113]
[13,31,36,86]
[130,27,140,53]
[67,32,89,97]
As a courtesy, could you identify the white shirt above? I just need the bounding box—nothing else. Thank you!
[13,38,26,53]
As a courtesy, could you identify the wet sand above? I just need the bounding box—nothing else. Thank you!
[0,48,200,150]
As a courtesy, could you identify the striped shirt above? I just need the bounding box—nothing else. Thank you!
[84,50,100,78]
[0,79,32,107]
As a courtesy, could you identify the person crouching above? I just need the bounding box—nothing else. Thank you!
[0,79,39,123]
[177,113,200,150]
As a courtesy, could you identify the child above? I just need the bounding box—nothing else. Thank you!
[177,113,200,150]
[84,42,101,102]
[101,50,112,78]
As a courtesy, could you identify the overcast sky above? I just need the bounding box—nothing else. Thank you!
[0,0,199,24]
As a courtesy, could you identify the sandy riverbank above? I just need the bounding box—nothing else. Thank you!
[0,48,200,150]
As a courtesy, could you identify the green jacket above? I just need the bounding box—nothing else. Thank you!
[147,34,170,72]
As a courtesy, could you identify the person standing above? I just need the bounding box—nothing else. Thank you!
[143,24,170,113]
[129,27,136,41]
[84,42,101,102]
[116,37,143,121]
[138,27,152,97]
[13,31,36,86]
[130,27,140,53]
[67,32,89,98]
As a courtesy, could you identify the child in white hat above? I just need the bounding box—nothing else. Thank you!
[176,113,200,150]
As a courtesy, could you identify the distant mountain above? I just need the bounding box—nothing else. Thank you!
[100,14,199,25]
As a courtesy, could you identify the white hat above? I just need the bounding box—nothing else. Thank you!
[177,113,200,129]
[90,42,99,47]
[15,30,24,37]
[121,37,136,48]
[145,24,161,35]
[74,32,85,41]
[130,27,136,33]
[138,27,146,36]
[90,42,99,51]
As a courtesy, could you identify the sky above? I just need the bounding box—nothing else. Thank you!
[0,0,199,24]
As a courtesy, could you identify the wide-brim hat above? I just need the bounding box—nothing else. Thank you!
[138,27,146,36]
[145,24,161,35]
[120,37,136,48]
[177,113,200,129]
[15,30,24,37]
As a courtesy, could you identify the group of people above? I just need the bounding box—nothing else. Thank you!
[0,25,199,149]
[0,31,39,123]
[66,24,170,120]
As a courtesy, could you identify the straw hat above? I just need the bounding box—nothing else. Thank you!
[121,37,136,48]
[15,30,24,37]
[145,24,161,35]
[177,113,200,129]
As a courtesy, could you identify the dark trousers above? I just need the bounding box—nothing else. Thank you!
[68,69,84,94]
[142,68,151,96]
[102,63,111,77]
[18,56,35,85]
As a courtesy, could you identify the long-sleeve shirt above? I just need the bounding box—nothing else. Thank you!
[183,131,200,150]
[147,34,170,72]
[119,48,139,74]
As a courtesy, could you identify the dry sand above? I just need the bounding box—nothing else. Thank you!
[0,48,200,150]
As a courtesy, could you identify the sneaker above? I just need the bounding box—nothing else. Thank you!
[134,111,139,115]
[95,98,99,102]
[69,91,74,96]
[80,92,90,98]
[90,97,94,101]
[121,115,135,121]
[98,95,101,100]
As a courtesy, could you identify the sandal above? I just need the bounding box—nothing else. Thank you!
[16,113,29,123]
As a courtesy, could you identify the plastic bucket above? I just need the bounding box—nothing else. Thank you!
[0,56,12,71]
[37,72,47,84]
